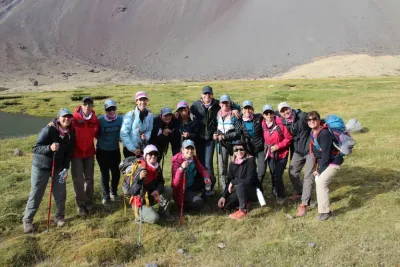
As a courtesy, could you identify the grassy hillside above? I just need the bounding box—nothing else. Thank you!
[0,78,399,266]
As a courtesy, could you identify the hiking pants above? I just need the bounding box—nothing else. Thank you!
[138,187,173,224]
[96,149,121,200]
[71,156,95,208]
[23,165,66,222]
[217,144,229,191]
[256,150,267,184]
[195,139,215,184]
[267,157,288,198]
[182,175,216,212]
[289,152,314,195]
[225,183,258,210]
[316,165,340,214]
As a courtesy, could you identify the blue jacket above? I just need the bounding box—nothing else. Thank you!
[120,106,153,152]
[97,115,123,151]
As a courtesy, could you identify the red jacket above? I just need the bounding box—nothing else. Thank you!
[72,106,99,158]
[261,117,292,159]
[171,153,209,205]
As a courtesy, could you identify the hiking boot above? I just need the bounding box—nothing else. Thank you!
[289,194,302,202]
[110,193,118,202]
[318,211,334,221]
[23,221,34,233]
[102,198,111,207]
[55,219,65,227]
[77,206,87,217]
[229,209,248,220]
[276,198,286,205]
[86,204,93,212]
[296,204,307,217]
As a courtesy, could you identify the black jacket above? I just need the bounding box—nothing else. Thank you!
[222,156,260,198]
[149,116,181,155]
[190,99,240,141]
[178,114,199,144]
[32,120,75,171]
[311,128,344,173]
[279,109,311,156]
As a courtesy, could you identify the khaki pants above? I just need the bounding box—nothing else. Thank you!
[316,165,340,213]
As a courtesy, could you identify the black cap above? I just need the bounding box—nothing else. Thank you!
[202,86,213,94]
[82,96,93,104]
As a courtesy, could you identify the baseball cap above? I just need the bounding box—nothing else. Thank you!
[278,102,291,112]
[160,107,173,116]
[182,139,195,148]
[219,94,230,103]
[104,99,117,110]
[202,86,213,94]
[81,96,93,104]
[135,91,148,100]
[242,100,253,108]
[143,145,159,158]
[262,104,274,113]
[176,100,189,110]
[57,108,72,118]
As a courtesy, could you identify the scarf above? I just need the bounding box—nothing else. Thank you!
[146,161,159,170]
[242,114,254,122]
[218,108,231,118]
[80,110,93,120]
[57,124,70,138]
[104,113,117,122]
[285,113,295,123]
[265,120,274,128]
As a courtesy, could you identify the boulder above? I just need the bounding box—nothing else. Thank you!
[346,118,363,133]
[13,148,24,156]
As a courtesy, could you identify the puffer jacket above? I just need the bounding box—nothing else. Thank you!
[262,117,292,159]
[229,114,264,155]
[171,153,209,206]
[72,106,99,158]
[32,119,75,170]
[120,106,153,152]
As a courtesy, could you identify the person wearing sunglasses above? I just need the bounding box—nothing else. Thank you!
[307,111,343,221]
[277,102,314,205]
[189,86,240,188]
[130,145,175,223]
[262,104,292,205]
[96,99,124,207]
[120,91,153,158]
[71,96,99,216]
[171,139,214,212]
[217,141,260,220]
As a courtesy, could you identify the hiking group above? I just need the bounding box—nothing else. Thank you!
[22,86,354,233]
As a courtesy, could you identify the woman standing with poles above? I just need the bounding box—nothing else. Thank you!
[22,108,75,233]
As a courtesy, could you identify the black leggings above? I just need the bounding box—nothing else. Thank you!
[225,183,258,210]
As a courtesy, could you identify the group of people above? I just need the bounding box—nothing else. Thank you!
[22,85,344,233]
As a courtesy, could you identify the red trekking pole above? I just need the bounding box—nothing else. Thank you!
[45,152,56,233]
[179,170,187,227]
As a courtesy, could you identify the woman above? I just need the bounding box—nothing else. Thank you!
[213,94,238,190]
[176,100,199,145]
[120,91,153,158]
[217,141,260,220]
[171,139,214,212]
[232,100,265,183]
[96,99,123,206]
[261,104,292,205]
[71,96,99,216]
[130,145,175,223]
[307,111,343,221]
[22,108,75,233]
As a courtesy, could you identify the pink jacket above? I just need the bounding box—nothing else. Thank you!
[171,152,209,205]
[261,117,292,159]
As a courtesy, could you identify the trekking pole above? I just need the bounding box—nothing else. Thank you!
[272,150,278,211]
[138,185,144,247]
[45,151,56,233]
[161,144,168,175]
[215,139,220,190]
[179,170,187,227]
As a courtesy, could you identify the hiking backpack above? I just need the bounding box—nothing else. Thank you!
[119,156,147,198]
[312,115,355,156]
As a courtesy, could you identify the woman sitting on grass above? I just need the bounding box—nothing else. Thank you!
[217,141,261,220]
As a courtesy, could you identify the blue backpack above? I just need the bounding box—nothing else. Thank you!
[312,115,355,156]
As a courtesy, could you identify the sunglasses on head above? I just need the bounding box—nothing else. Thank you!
[307,117,320,121]
[234,148,245,152]
[106,107,116,112]
[82,103,93,107]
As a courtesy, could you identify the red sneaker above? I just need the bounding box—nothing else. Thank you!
[229,209,248,220]
[296,204,307,217]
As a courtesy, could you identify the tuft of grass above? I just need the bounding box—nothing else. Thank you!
[0,235,45,266]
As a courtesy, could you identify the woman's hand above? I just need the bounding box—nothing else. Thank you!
[232,109,241,119]
[270,145,279,152]
[139,170,147,180]
[50,142,59,152]
[218,197,226,208]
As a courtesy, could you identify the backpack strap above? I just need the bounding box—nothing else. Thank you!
[309,125,326,154]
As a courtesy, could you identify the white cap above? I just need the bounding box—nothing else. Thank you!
[143,145,159,158]
[278,102,291,112]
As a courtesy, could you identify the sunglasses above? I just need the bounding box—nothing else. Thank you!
[184,146,195,150]
[82,103,93,107]
[147,152,159,157]
[264,111,274,115]
[105,107,116,112]
[307,118,320,122]
[234,148,245,152]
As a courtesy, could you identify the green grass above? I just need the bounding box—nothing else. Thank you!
[1,77,400,266]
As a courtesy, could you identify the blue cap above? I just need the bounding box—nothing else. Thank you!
[202,86,213,94]
[262,104,274,113]
[81,96,93,104]
[160,107,173,116]
[242,100,253,108]
[219,94,231,103]
[182,139,195,148]
[104,99,117,109]
[57,108,72,118]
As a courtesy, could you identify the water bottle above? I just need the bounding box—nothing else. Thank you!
[256,188,266,206]
[59,168,67,184]
[314,175,319,185]
[204,178,212,196]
